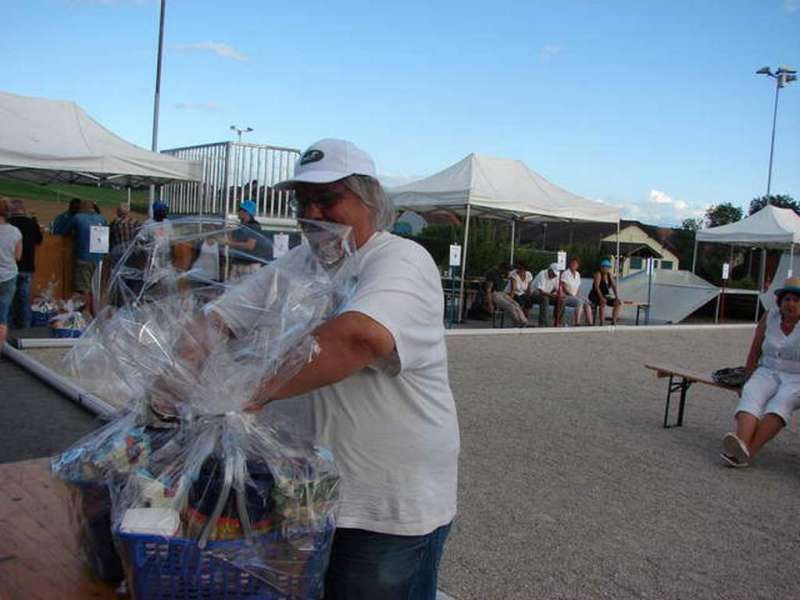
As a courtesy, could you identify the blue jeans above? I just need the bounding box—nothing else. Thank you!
[0,277,16,326]
[12,272,32,329]
[324,522,452,600]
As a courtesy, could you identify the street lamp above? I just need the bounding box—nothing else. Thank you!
[230,125,254,142]
[756,65,797,198]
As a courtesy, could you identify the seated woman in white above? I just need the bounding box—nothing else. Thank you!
[722,277,800,467]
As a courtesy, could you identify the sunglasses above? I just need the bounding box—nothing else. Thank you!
[290,189,345,216]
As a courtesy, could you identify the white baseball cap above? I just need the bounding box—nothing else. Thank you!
[275,138,376,189]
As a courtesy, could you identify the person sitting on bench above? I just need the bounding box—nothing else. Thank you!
[507,262,534,319]
[721,277,800,468]
[589,258,622,325]
[484,262,527,327]
[530,263,560,327]
[559,257,593,326]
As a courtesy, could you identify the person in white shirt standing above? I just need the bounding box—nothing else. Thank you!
[0,198,22,351]
[239,139,460,600]
[559,257,593,326]
[530,263,561,327]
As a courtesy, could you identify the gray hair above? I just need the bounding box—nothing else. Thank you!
[340,175,396,231]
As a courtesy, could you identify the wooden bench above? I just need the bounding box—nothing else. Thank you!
[645,363,741,428]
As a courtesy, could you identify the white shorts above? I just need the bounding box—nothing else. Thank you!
[561,295,587,308]
[736,366,800,424]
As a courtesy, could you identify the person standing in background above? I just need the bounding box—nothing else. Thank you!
[0,198,22,351]
[8,199,42,329]
[109,203,140,262]
[65,201,107,314]
[51,197,82,235]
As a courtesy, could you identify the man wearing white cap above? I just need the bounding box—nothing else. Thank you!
[530,263,561,327]
[243,139,460,599]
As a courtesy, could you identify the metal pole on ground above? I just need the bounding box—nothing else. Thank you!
[755,248,767,322]
[457,203,472,323]
[615,220,622,300]
[510,219,516,265]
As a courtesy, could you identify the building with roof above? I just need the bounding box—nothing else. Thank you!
[521,220,684,277]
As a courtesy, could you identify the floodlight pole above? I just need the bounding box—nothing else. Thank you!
[757,66,797,198]
[766,77,780,197]
[149,0,167,216]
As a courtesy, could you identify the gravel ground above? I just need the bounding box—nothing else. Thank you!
[4,327,799,599]
[438,327,800,600]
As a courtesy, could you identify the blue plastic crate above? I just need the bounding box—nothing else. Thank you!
[52,328,82,338]
[31,310,55,326]
[117,525,333,600]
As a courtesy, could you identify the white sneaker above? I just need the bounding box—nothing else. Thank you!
[722,433,750,466]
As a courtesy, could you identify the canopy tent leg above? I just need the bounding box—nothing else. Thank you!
[615,220,622,298]
[691,239,698,273]
[127,187,131,210]
[458,203,472,323]
[755,248,767,322]
[510,219,516,265]
[790,244,795,278]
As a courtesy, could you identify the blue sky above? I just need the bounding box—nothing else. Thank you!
[4,0,799,225]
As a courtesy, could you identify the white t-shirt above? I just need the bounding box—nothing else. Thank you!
[0,223,22,282]
[212,231,460,536]
[561,269,581,296]
[308,232,459,535]
[532,269,559,294]
[506,269,532,296]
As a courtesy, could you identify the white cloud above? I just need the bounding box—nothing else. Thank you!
[174,101,223,112]
[611,189,707,226]
[786,0,800,12]
[173,42,248,62]
[540,45,561,61]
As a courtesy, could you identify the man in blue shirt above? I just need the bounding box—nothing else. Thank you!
[66,201,107,311]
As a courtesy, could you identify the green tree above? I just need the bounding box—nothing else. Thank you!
[748,194,798,215]
[705,203,742,227]
[681,217,703,232]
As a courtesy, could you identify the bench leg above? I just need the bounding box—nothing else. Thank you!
[663,376,692,428]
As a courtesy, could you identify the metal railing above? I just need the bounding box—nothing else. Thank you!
[161,142,301,219]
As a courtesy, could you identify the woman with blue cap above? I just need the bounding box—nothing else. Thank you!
[722,277,800,467]
[588,257,622,325]
[225,199,269,278]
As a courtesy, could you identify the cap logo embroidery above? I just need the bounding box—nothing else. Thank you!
[300,149,325,165]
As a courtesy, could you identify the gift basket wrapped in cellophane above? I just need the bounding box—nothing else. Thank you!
[52,216,357,599]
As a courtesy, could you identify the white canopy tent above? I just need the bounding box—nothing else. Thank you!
[386,153,620,318]
[0,91,202,187]
[692,205,800,320]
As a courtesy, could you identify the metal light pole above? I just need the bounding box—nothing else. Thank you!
[149,0,167,216]
[230,125,254,142]
[756,65,797,198]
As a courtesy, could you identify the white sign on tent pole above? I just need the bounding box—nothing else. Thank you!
[273,233,290,258]
[556,251,567,271]
[722,262,730,280]
[645,258,654,275]
[449,244,462,267]
[89,225,109,254]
